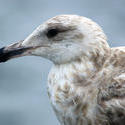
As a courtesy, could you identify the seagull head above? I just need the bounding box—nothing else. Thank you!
[0,15,110,64]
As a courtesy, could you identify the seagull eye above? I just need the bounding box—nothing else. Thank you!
[47,29,59,38]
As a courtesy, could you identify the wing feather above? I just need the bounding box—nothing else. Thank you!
[98,73,125,125]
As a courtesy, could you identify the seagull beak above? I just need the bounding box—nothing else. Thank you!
[0,40,44,63]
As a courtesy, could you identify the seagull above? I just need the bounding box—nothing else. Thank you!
[0,15,125,125]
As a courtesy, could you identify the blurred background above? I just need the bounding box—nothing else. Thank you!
[0,0,125,125]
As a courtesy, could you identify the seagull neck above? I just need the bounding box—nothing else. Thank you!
[52,56,98,79]
[49,52,111,88]
[51,50,111,81]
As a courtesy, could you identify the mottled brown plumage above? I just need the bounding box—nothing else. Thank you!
[0,15,125,125]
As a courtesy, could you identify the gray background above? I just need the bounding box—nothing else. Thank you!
[0,0,125,125]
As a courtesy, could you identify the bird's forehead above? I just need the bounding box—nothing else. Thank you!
[45,15,81,28]
[33,15,82,37]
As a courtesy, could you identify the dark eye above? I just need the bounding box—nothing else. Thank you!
[46,29,59,38]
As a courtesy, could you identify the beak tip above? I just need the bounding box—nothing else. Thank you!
[0,47,9,63]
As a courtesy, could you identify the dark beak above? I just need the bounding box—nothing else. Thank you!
[0,40,33,63]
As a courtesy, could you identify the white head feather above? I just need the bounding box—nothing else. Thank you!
[22,15,110,64]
